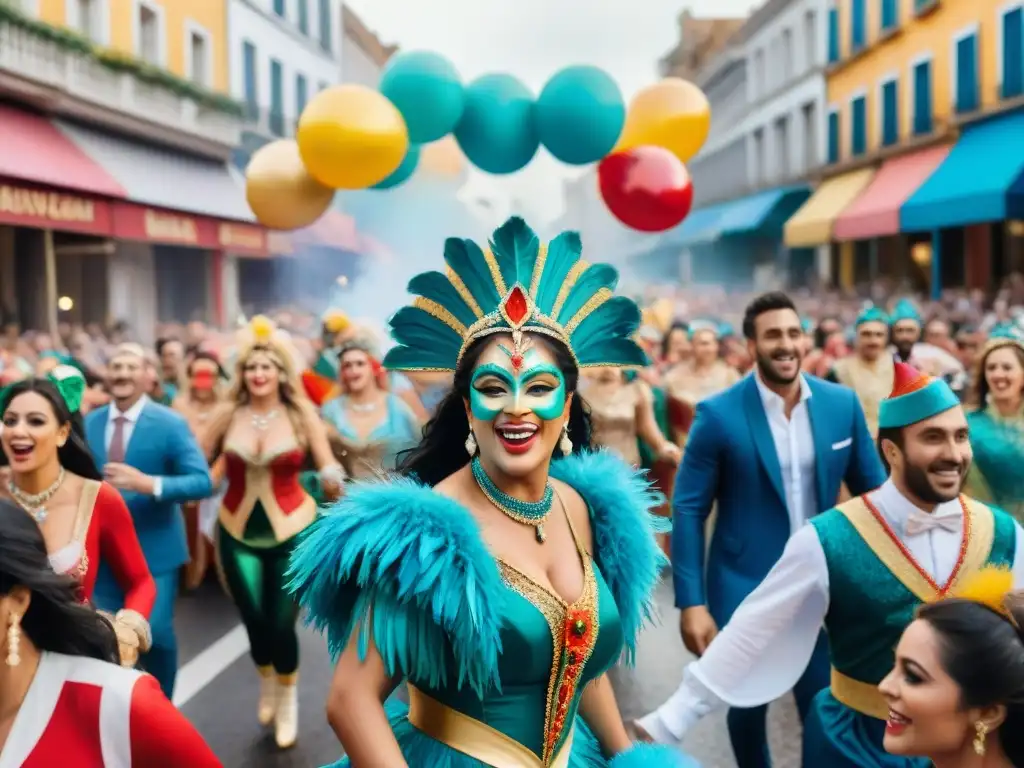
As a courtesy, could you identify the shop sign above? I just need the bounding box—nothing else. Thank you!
[143,209,199,244]
[113,202,268,255]
[0,183,112,234]
[218,223,268,256]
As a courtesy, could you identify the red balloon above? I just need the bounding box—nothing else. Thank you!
[597,145,694,233]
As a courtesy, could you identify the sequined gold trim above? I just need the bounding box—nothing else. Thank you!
[446,268,484,319]
[831,668,888,720]
[550,261,589,320]
[954,498,996,591]
[564,288,612,335]
[413,297,467,336]
[483,248,509,297]
[407,685,573,768]
[529,244,549,300]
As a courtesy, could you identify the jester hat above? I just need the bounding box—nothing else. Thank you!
[877,362,960,429]
[382,217,648,372]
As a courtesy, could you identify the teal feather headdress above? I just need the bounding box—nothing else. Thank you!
[383,217,648,372]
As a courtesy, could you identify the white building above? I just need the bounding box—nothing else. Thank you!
[341,5,395,88]
[743,0,828,188]
[228,0,344,139]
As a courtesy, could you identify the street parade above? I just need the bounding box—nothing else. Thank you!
[4,0,1024,766]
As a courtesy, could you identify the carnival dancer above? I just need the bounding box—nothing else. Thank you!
[290,217,693,767]
[964,325,1024,522]
[891,299,924,363]
[881,568,1024,767]
[580,366,680,467]
[0,501,222,767]
[85,343,213,699]
[0,368,155,667]
[204,315,344,750]
[301,310,349,406]
[670,291,886,768]
[828,306,895,437]
[172,351,228,589]
[321,338,420,479]
[639,362,1024,767]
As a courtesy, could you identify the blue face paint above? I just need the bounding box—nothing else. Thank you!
[469,347,567,423]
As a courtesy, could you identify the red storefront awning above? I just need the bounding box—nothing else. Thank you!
[833,145,950,241]
[0,103,125,198]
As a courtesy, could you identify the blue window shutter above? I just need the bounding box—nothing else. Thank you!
[852,0,866,51]
[243,42,258,120]
[851,97,867,155]
[296,74,308,116]
[913,61,932,135]
[881,0,898,31]
[270,59,284,136]
[956,34,979,113]
[1004,9,1024,98]
[274,0,286,18]
[319,0,332,53]
[828,111,840,163]
[882,80,898,145]
[298,0,309,34]
[828,7,840,63]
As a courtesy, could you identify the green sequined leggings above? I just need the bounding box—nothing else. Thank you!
[217,522,301,675]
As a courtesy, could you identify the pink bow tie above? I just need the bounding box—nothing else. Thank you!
[905,507,962,536]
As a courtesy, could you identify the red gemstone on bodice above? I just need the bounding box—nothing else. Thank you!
[504,286,529,325]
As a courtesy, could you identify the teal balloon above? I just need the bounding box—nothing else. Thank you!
[373,145,421,190]
[380,51,464,144]
[454,74,539,175]
[536,66,624,165]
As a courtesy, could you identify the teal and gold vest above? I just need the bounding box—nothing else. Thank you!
[811,495,1016,719]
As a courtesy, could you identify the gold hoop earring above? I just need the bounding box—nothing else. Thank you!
[559,424,573,454]
[974,720,988,756]
[6,613,21,668]
[464,431,477,456]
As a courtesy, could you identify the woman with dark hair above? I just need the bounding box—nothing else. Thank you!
[880,568,1024,767]
[964,326,1024,522]
[0,368,155,667]
[291,217,694,767]
[0,500,221,766]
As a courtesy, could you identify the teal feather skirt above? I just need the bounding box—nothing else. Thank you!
[320,700,698,767]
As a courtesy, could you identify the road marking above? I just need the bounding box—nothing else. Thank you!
[174,624,250,708]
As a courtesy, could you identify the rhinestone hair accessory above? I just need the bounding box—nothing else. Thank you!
[382,216,648,373]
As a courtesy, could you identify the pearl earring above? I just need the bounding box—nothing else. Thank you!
[6,613,21,668]
[464,430,477,456]
[559,424,573,455]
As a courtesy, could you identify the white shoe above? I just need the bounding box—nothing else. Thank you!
[275,674,298,749]
[257,666,277,726]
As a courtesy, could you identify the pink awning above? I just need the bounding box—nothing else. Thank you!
[833,145,950,241]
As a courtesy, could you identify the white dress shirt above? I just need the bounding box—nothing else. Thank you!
[105,396,162,499]
[640,479,1024,743]
[754,372,819,533]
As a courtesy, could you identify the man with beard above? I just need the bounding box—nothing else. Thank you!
[85,343,212,698]
[828,306,895,437]
[891,298,923,363]
[664,292,885,768]
[638,361,1024,766]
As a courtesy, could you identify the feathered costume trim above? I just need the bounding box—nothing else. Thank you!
[288,450,669,700]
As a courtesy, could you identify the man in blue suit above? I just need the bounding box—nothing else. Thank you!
[648,292,886,768]
[86,343,212,698]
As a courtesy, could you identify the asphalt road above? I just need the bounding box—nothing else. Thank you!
[174,578,801,768]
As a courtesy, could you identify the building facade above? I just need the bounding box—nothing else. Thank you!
[784,0,1024,297]
[0,0,264,342]
[341,4,396,89]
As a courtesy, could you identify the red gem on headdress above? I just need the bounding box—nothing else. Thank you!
[504,286,529,325]
[890,362,930,398]
[510,353,524,371]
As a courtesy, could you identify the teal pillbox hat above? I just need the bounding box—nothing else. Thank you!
[877,362,960,429]
[856,306,890,327]
[890,299,922,326]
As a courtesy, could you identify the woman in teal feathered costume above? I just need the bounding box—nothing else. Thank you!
[964,324,1024,521]
[289,217,696,768]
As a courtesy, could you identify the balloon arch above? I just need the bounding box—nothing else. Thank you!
[245,51,712,234]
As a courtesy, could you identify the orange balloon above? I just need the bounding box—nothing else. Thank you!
[418,136,466,179]
[245,140,334,230]
[616,78,711,163]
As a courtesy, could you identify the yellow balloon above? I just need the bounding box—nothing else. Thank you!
[245,140,335,230]
[297,85,409,190]
[616,78,711,163]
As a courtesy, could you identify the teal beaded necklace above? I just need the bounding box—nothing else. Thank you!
[471,456,553,543]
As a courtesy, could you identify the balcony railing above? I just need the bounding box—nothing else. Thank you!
[0,13,242,151]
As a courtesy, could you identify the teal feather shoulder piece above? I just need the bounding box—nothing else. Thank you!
[550,450,669,663]
[383,216,648,372]
[287,479,505,697]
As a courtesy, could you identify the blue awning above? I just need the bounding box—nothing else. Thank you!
[901,108,1024,230]
[660,202,729,247]
[714,185,811,238]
